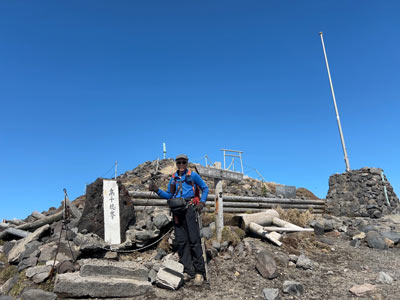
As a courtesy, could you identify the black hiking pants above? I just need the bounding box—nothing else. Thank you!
[174,205,205,277]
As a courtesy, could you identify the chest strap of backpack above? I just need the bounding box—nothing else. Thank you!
[171,169,200,205]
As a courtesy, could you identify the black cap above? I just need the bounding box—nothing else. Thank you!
[175,154,189,161]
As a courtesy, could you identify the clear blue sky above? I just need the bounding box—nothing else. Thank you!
[1,1,399,220]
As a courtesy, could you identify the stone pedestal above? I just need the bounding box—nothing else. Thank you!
[78,178,135,241]
[326,167,399,218]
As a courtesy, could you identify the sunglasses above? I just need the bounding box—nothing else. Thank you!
[176,160,187,165]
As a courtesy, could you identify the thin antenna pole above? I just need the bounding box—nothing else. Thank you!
[319,32,351,172]
[163,143,167,159]
[115,161,118,179]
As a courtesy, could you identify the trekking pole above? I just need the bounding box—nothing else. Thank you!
[197,211,209,283]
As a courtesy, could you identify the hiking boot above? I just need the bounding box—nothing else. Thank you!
[193,273,204,286]
[183,273,193,282]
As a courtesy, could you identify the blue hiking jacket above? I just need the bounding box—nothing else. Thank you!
[157,169,209,202]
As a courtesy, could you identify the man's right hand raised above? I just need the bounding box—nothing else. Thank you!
[149,182,159,193]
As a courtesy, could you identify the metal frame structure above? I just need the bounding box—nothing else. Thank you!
[221,149,244,174]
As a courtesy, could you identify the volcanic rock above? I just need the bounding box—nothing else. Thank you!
[53,272,152,298]
[263,288,280,300]
[255,250,278,279]
[21,289,57,300]
[79,259,149,280]
[366,231,387,250]
[282,280,304,296]
[78,178,135,242]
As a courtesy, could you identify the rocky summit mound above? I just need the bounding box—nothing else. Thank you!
[118,159,320,200]
[1,160,399,300]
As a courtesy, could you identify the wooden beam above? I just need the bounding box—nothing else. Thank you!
[31,211,46,220]
[64,198,82,220]
[233,210,279,230]
[15,211,63,231]
[261,226,314,232]
[128,191,325,205]
[0,227,29,240]
[248,222,282,246]
[272,217,303,230]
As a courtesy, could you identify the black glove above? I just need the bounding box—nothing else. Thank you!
[149,182,159,193]
[196,202,205,212]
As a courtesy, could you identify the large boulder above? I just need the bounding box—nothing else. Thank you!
[255,250,278,279]
[21,289,57,300]
[78,178,135,242]
[79,259,148,280]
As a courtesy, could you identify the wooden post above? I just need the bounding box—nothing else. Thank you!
[214,178,223,243]
[213,162,223,243]
[195,162,244,243]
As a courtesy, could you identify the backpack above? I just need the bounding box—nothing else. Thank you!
[171,169,200,205]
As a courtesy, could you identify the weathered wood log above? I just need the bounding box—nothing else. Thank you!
[248,222,282,246]
[31,211,46,220]
[222,195,325,205]
[131,199,166,206]
[272,217,303,230]
[128,191,325,205]
[64,198,82,220]
[132,205,324,214]
[232,210,279,230]
[0,227,29,240]
[207,202,324,210]
[0,222,10,229]
[130,199,324,211]
[261,226,314,232]
[7,219,25,226]
[15,211,63,231]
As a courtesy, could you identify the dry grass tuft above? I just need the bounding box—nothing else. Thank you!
[38,276,56,292]
[201,212,215,227]
[221,226,245,247]
[263,182,277,194]
[275,206,314,228]
[9,271,27,297]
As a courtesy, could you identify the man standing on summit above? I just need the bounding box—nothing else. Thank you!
[149,154,209,286]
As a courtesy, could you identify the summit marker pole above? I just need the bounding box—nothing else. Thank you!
[319,32,351,172]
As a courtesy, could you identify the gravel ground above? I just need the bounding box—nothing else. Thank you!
[145,228,400,300]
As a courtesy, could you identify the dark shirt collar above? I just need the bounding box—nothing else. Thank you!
[176,168,188,177]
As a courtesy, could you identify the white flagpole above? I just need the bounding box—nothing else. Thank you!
[319,32,351,172]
